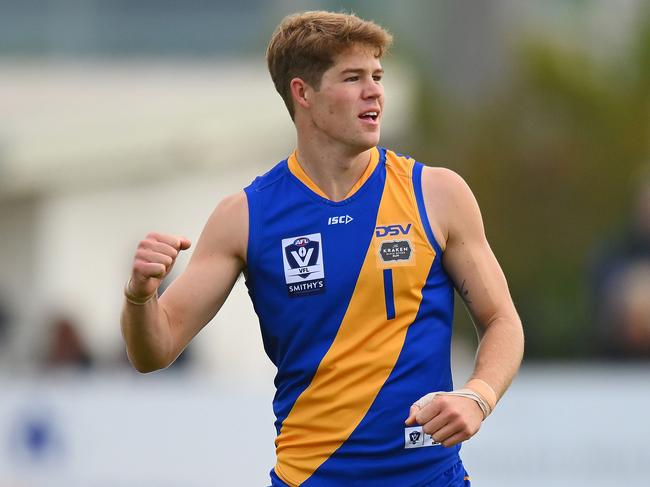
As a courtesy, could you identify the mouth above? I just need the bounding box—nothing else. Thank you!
[358,110,380,123]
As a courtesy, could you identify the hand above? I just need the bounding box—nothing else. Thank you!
[404,393,483,448]
[127,232,192,301]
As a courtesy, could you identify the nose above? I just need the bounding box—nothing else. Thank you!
[362,78,383,100]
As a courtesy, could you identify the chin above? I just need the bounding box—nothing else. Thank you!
[355,132,381,151]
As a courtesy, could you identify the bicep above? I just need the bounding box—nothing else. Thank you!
[443,232,515,331]
[159,192,248,349]
[424,168,516,331]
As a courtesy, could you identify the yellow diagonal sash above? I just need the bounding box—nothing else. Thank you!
[275,153,436,486]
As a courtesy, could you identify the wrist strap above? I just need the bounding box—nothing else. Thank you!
[437,389,492,419]
[464,378,498,412]
[124,278,155,305]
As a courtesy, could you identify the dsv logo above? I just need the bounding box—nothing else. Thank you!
[375,223,412,238]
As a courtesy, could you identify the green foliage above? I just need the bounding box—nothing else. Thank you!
[413,12,650,357]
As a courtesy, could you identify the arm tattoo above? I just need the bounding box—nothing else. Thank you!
[460,279,472,304]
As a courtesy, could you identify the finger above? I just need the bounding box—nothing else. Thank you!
[409,392,439,425]
[136,249,174,268]
[441,431,468,448]
[147,232,189,251]
[134,262,167,280]
[405,405,419,425]
[141,240,180,259]
[428,421,460,445]
[421,413,451,436]
[179,237,191,250]
[413,392,438,410]
[415,396,443,425]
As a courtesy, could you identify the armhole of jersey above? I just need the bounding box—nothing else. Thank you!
[412,162,445,256]
[243,185,259,286]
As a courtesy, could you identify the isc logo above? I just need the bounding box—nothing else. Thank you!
[375,223,412,238]
[328,215,354,225]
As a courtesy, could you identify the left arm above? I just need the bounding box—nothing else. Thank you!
[405,167,524,446]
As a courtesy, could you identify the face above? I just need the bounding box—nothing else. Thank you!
[302,44,385,153]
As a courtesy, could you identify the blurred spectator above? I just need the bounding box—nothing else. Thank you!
[590,175,650,358]
[44,315,94,370]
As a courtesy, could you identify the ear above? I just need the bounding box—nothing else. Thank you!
[290,77,311,110]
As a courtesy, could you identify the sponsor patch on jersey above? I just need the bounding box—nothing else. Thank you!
[374,222,415,268]
[404,426,441,449]
[379,240,413,263]
[281,233,325,297]
[375,223,412,238]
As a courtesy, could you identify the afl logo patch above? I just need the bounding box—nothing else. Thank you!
[281,233,325,297]
[379,240,412,263]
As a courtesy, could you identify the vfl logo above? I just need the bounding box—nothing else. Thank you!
[281,233,325,297]
[286,237,319,275]
[404,426,441,449]
[375,223,412,238]
[409,431,421,445]
[328,215,354,225]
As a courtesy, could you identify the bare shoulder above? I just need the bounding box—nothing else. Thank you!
[214,191,248,219]
[420,166,481,249]
[194,191,249,264]
[421,166,473,202]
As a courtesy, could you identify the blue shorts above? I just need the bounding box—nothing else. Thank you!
[420,461,471,487]
[268,461,470,486]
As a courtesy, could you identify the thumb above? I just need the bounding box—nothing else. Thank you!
[179,237,192,251]
[404,405,419,426]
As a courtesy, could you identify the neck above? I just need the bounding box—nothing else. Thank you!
[295,140,374,202]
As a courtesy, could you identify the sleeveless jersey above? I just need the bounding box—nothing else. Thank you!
[244,147,460,487]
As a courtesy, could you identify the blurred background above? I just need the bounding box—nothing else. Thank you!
[1,0,649,485]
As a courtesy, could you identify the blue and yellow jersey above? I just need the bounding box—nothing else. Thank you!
[244,147,459,487]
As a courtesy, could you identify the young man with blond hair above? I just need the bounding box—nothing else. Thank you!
[122,11,524,487]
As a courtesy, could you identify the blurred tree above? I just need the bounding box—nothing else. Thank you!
[411,7,650,358]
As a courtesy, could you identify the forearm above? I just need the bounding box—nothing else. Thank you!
[467,315,524,404]
[405,314,523,445]
[120,296,176,373]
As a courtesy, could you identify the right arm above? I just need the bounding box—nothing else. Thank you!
[120,192,248,372]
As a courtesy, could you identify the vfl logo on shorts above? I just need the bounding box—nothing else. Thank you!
[404,426,441,449]
[281,233,325,297]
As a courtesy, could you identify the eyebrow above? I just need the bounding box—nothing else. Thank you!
[340,68,384,75]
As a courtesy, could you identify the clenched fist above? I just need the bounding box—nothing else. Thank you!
[404,392,484,448]
[125,232,192,304]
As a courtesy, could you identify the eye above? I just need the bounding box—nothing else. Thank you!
[344,76,359,82]
[373,75,383,82]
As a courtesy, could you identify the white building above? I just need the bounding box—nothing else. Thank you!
[0,59,414,375]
